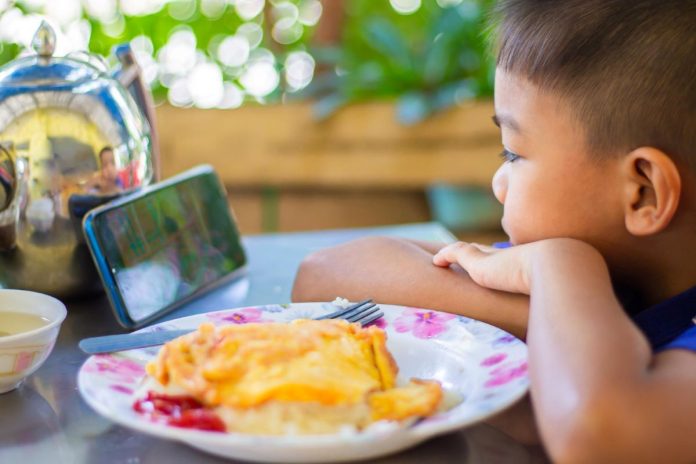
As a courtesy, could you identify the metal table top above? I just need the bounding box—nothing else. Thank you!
[0,222,547,463]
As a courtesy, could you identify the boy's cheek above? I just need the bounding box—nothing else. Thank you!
[498,197,527,243]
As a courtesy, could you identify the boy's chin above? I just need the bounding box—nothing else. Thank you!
[501,222,556,247]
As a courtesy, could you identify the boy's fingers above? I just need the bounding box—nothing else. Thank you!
[432,242,462,266]
[432,241,487,267]
[471,243,497,253]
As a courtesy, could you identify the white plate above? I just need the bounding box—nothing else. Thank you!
[78,303,528,463]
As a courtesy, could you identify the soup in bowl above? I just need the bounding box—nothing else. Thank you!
[0,289,67,393]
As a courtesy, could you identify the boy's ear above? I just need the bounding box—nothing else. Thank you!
[622,147,681,236]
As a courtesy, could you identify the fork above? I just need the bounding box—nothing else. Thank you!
[78,299,382,355]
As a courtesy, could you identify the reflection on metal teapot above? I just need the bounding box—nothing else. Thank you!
[0,21,159,298]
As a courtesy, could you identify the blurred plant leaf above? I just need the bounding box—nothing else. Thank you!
[396,92,431,126]
[424,7,475,85]
[313,93,348,120]
[0,43,20,67]
[432,79,477,111]
[362,18,413,72]
[291,71,342,100]
[310,46,343,66]
[317,1,495,123]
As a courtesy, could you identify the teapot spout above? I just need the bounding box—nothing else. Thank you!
[112,43,161,181]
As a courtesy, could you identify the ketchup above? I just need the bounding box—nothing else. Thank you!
[133,391,226,432]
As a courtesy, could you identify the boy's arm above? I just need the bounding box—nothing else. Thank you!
[528,241,696,464]
[291,236,529,338]
[434,239,696,463]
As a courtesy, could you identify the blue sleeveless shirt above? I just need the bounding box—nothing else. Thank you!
[633,285,696,352]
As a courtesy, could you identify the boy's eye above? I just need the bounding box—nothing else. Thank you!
[499,148,521,163]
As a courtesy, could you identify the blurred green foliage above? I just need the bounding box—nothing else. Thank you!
[0,0,494,123]
[86,4,270,102]
[309,0,495,123]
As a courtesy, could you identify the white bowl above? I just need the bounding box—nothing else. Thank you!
[0,289,66,393]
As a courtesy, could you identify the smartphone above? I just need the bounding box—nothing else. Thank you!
[83,165,246,329]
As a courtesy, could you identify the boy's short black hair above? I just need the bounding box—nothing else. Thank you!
[490,0,696,169]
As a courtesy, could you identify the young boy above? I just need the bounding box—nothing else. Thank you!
[87,146,123,194]
[293,0,696,461]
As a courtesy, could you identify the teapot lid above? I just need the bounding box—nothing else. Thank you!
[0,21,102,90]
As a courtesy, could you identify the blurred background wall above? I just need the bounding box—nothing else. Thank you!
[0,0,506,242]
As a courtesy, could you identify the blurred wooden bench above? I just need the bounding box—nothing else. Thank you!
[156,101,501,235]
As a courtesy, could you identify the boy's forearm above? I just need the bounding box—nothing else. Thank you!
[400,238,449,254]
[526,240,661,462]
[291,236,529,338]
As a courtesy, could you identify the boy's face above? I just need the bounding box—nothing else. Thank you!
[492,69,627,248]
[100,149,118,182]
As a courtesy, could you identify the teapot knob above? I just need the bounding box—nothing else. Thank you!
[31,20,56,59]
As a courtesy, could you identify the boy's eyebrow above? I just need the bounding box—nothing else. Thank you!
[492,114,521,133]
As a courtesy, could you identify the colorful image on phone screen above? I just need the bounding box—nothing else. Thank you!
[89,171,245,323]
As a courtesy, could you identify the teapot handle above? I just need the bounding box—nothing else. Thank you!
[112,44,161,182]
[0,143,15,212]
[0,147,27,251]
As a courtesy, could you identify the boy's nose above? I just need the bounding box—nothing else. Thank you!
[492,164,507,205]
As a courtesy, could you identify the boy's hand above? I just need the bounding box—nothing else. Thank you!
[432,239,599,295]
[433,241,534,295]
[292,236,530,338]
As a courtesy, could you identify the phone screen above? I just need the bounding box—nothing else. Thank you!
[87,168,246,325]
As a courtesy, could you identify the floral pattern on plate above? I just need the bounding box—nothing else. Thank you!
[78,303,528,463]
[393,308,457,339]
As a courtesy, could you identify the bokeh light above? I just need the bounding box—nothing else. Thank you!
[118,0,165,17]
[0,0,325,108]
[187,61,224,108]
[64,19,91,53]
[272,1,299,22]
[168,0,197,21]
[235,0,265,21]
[218,82,245,109]
[284,50,314,91]
[298,0,322,26]
[200,0,226,19]
[389,0,422,15]
[45,0,82,27]
[248,47,275,64]
[157,28,197,75]
[217,35,250,67]
[272,17,303,45]
[436,0,464,6]
[168,76,192,107]
[236,22,264,49]
[240,61,279,98]
[84,0,119,23]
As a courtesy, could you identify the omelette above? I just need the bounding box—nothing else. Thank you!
[141,319,443,435]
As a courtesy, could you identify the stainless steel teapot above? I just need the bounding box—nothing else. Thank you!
[0,22,159,298]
